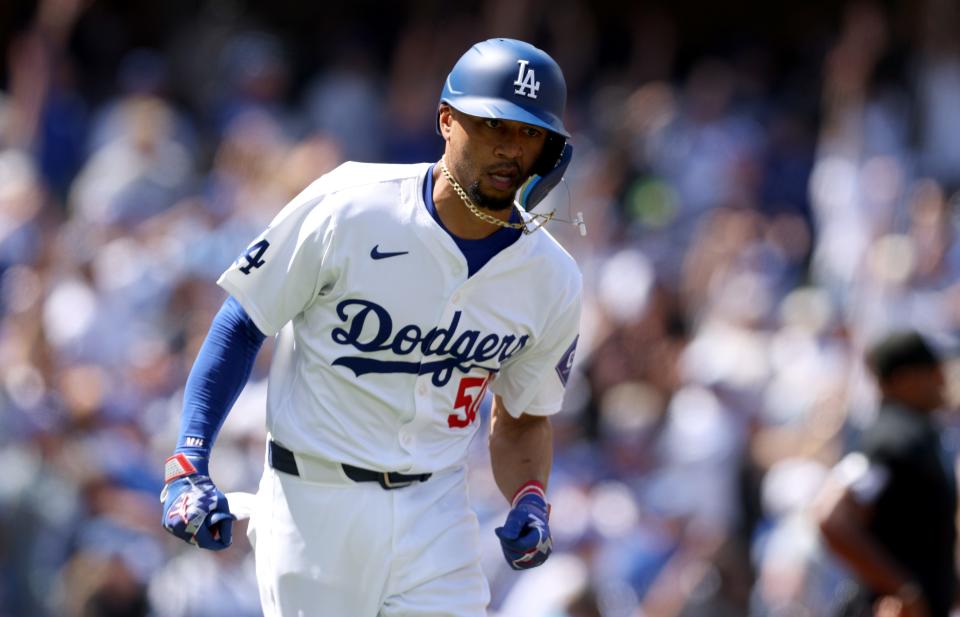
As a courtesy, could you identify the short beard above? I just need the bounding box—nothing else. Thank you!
[467,180,515,212]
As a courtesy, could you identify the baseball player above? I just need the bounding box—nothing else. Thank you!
[160,38,582,617]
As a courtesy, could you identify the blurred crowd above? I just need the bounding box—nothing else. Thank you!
[2,1,960,616]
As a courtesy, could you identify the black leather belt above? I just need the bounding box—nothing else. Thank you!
[268,440,432,490]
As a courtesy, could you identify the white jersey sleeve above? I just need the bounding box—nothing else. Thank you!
[491,269,581,417]
[833,452,891,506]
[218,179,339,336]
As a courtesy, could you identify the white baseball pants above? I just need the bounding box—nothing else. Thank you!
[245,460,489,617]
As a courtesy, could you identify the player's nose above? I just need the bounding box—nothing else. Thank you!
[494,133,523,160]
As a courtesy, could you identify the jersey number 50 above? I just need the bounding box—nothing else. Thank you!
[448,375,492,429]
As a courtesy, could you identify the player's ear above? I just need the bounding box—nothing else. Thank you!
[438,104,454,141]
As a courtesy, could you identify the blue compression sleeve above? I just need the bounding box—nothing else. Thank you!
[175,296,267,476]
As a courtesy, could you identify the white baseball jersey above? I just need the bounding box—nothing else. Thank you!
[218,161,581,474]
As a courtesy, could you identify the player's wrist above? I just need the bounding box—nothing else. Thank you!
[164,452,207,483]
[171,439,211,477]
[511,481,547,507]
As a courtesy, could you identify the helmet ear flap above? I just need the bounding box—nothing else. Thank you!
[532,133,567,177]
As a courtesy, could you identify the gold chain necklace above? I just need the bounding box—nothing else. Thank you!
[439,158,529,231]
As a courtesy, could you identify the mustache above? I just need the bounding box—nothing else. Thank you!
[485,163,522,177]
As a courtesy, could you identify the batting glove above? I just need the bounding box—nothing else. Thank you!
[160,453,235,550]
[495,481,552,570]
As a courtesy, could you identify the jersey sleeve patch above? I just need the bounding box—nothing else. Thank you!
[555,335,578,386]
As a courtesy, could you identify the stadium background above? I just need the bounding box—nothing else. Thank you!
[2,0,960,615]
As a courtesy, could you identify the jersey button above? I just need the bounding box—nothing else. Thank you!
[418,384,427,395]
[452,293,461,304]
[400,433,413,447]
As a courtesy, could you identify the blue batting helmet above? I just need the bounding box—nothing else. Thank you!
[439,38,569,138]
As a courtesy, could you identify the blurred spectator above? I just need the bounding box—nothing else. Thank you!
[69,95,194,227]
[302,43,385,162]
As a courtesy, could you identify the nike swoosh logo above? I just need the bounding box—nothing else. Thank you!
[370,245,409,260]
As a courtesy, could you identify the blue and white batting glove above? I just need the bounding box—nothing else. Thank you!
[495,481,552,570]
[160,453,235,550]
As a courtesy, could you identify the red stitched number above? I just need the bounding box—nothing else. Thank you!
[449,375,491,428]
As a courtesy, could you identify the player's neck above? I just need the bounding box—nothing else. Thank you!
[432,165,512,240]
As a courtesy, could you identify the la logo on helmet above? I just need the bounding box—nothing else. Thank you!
[513,60,540,99]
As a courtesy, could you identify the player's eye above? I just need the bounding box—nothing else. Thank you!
[522,127,543,138]
[484,119,502,129]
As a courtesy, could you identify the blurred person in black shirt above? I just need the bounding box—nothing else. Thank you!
[815,331,957,617]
